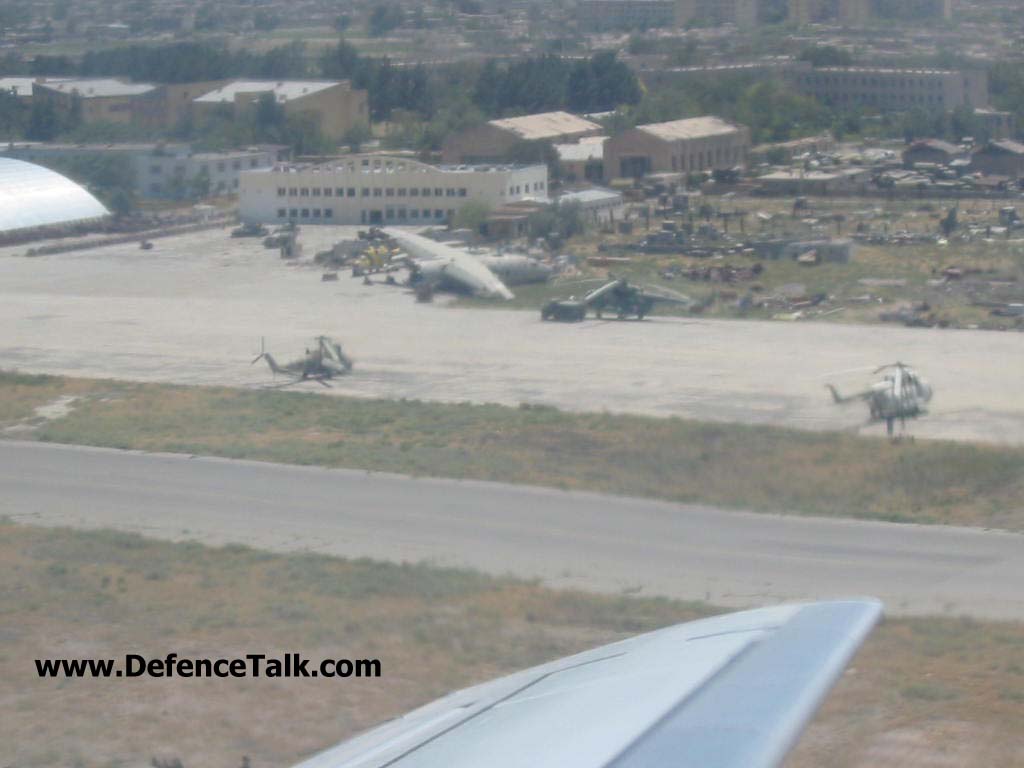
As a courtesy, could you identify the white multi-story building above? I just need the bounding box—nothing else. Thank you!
[239,155,549,226]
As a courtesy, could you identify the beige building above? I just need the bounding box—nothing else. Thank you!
[442,111,603,164]
[603,116,750,180]
[32,79,158,125]
[786,66,988,111]
[239,154,548,226]
[140,80,229,130]
[193,80,369,141]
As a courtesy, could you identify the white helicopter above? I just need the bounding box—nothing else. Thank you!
[827,362,933,438]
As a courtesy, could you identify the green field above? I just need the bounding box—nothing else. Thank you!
[4,371,1023,529]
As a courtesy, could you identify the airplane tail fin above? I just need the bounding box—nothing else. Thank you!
[826,384,845,404]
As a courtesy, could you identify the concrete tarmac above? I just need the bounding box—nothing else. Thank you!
[3,441,1021,621]
[2,226,1024,444]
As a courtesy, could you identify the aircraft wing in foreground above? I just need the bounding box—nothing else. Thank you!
[294,599,882,768]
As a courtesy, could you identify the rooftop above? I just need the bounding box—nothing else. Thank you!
[194,80,344,104]
[36,78,157,98]
[260,155,542,175]
[980,140,1024,155]
[554,136,607,162]
[488,111,601,142]
[0,77,71,98]
[637,116,741,142]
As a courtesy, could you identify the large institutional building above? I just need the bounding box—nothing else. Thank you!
[639,61,988,114]
[787,66,988,112]
[239,155,548,226]
[603,116,750,179]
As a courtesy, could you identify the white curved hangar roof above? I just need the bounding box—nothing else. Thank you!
[0,158,109,234]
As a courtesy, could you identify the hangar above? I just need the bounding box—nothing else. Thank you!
[0,158,109,239]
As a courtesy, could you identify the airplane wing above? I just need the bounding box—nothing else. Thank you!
[383,228,515,300]
[293,599,881,768]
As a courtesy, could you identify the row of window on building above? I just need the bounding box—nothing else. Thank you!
[797,75,946,89]
[275,181,544,199]
[278,186,468,199]
[276,207,458,222]
[825,92,945,106]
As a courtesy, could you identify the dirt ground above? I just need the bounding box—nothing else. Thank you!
[3,523,1023,768]
[2,225,1023,444]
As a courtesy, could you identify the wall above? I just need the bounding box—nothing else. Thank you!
[239,156,548,225]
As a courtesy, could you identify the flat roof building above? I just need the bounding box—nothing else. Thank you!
[194,80,369,141]
[33,78,160,125]
[240,154,548,226]
[786,66,988,112]
[442,111,602,164]
[603,116,751,180]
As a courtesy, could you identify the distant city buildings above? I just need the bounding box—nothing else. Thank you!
[639,60,989,116]
[577,0,758,30]
[6,77,369,141]
[788,0,952,25]
[239,154,549,226]
[576,0,680,32]
[787,65,988,112]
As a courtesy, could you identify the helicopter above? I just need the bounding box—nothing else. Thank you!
[542,278,691,322]
[251,336,353,387]
[827,362,933,438]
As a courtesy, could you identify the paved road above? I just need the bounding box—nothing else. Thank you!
[4,441,1021,620]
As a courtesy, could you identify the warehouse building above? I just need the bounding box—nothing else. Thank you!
[603,116,750,180]
[239,154,548,226]
[970,140,1024,179]
[442,111,602,164]
[193,80,369,141]
[32,78,159,126]
[0,158,109,241]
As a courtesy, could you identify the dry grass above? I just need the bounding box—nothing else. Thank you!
[1,521,1021,768]
[3,372,1023,530]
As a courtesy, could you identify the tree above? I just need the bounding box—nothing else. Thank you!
[189,168,211,200]
[342,121,372,152]
[368,4,403,37]
[940,207,958,237]
[26,99,61,140]
[453,201,490,232]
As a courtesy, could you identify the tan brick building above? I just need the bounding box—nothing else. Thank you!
[193,80,369,141]
[603,116,750,180]
[442,111,603,164]
[32,79,158,126]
